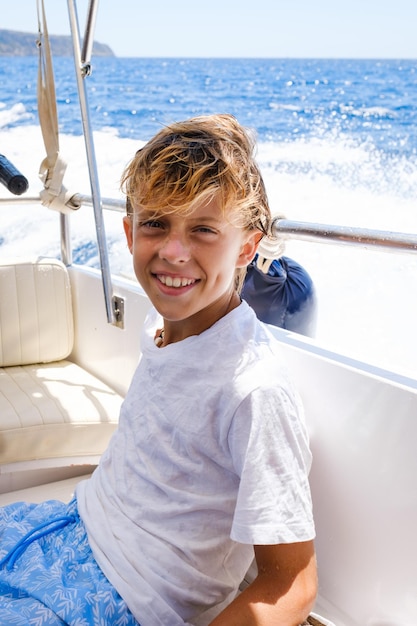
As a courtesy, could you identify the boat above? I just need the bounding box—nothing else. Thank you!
[1,2,416,625]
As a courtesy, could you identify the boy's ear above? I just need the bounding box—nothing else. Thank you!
[123,216,133,253]
[236,231,263,267]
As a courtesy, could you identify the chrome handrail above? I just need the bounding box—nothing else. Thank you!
[80,0,99,70]
[67,0,117,325]
[3,194,417,255]
[271,218,417,254]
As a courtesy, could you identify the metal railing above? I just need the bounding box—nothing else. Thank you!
[85,195,417,255]
[3,194,417,255]
[270,218,417,254]
[66,0,118,325]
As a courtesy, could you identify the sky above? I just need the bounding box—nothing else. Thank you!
[1,0,417,59]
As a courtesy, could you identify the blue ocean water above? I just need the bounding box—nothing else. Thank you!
[2,56,417,198]
[1,56,417,375]
[92,57,417,159]
[3,56,417,147]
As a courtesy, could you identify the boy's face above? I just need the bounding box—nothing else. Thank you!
[123,195,260,339]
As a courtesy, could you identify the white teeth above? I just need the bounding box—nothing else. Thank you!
[158,275,194,288]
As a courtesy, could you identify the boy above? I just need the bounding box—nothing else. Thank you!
[0,114,316,625]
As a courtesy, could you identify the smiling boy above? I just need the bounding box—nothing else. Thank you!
[0,114,316,626]
[84,113,317,625]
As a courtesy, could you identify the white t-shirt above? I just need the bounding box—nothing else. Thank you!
[76,301,315,626]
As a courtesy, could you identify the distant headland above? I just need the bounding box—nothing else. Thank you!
[0,29,114,57]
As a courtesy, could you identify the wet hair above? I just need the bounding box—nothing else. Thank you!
[121,114,272,291]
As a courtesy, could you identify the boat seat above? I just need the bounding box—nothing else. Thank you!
[0,257,122,490]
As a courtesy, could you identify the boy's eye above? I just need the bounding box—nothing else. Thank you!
[194,226,216,234]
[139,219,164,229]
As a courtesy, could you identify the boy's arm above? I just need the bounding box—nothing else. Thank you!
[208,540,317,626]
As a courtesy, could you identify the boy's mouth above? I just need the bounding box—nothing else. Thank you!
[156,274,196,288]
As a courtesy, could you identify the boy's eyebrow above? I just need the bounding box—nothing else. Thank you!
[133,208,160,220]
[188,215,223,224]
[134,210,224,225]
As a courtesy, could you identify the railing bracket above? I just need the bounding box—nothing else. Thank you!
[112,295,125,329]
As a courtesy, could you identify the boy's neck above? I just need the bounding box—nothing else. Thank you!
[158,291,241,347]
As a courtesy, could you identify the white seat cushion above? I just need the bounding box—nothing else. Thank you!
[0,474,91,506]
[0,360,122,464]
[0,257,73,367]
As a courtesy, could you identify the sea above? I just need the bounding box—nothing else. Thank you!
[1,56,417,377]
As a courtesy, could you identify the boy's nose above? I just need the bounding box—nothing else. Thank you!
[159,232,191,263]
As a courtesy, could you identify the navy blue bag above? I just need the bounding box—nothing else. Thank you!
[242,255,317,337]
